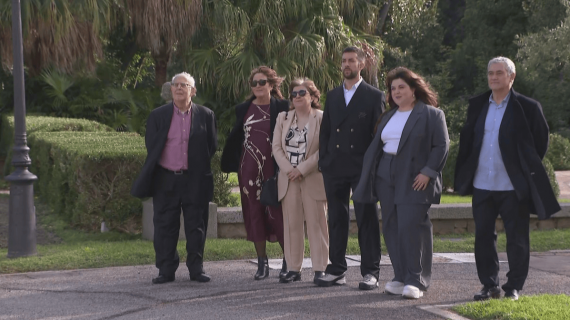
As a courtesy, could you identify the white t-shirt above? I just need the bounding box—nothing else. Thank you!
[381,109,413,154]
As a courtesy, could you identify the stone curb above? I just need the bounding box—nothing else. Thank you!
[417,304,471,320]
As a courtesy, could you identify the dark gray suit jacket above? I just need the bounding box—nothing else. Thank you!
[353,101,449,204]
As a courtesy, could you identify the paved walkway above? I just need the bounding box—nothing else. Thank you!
[1,251,569,320]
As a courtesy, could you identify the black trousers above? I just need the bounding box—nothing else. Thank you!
[472,188,530,291]
[323,174,381,279]
[153,168,209,277]
[376,154,433,291]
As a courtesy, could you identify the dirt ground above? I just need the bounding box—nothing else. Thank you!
[0,196,61,248]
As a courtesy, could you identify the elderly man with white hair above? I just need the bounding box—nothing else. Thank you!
[454,57,560,301]
[131,72,217,284]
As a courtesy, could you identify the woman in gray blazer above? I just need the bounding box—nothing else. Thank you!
[353,67,449,299]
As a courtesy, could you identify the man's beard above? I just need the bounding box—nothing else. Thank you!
[343,68,359,80]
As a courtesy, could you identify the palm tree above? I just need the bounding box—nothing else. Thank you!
[0,0,114,75]
[123,0,202,86]
[184,0,384,105]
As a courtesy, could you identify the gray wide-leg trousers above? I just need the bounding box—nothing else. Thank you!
[375,154,433,291]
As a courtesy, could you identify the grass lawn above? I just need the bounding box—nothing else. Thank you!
[1,200,570,274]
[453,294,570,320]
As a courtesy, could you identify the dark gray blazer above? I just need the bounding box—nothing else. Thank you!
[352,101,449,204]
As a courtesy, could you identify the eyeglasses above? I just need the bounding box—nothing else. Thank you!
[250,79,268,87]
[290,90,308,98]
[172,83,192,89]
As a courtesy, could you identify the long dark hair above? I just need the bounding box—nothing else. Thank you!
[248,66,284,100]
[374,67,438,133]
[288,77,322,110]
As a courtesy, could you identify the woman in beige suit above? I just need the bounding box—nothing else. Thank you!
[272,78,329,284]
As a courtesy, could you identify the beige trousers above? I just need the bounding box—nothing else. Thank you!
[281,178,329,272]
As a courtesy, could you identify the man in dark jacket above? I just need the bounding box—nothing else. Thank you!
[316,46,385,290]
[131,72,217,284]
[454,57,560,301]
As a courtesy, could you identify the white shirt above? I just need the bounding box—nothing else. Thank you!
[381,109,413,154]
[343,76,363,106]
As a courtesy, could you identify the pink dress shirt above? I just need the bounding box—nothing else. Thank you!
[159,104,192,171]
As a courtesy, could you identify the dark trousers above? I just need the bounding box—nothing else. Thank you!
[323,174,381,279]
[153,169,209,277]
[472,188,530,291]
[376,154,433,291]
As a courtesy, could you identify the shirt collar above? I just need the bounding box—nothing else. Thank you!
[489,92,511,108]
[173,102,191,115]
[344,76,363,92]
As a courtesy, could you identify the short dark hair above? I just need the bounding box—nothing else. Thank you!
[342,46,365,62]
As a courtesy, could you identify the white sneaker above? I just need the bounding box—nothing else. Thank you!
[402,285,424,299]
[384,281,405,295]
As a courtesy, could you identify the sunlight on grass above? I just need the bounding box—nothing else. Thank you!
[453,294,570,320]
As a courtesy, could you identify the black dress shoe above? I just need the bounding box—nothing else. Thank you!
[313,271,325,284]
[152,274,175,284]
[474,286,501,301]
[504,289,519,301]
[190,273,211,283]
[279,258,288,279]
[254,256,269,280]
[279,271,301,283]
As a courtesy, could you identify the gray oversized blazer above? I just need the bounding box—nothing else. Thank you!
[352,100,449,205]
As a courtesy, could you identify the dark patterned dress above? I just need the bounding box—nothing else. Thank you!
[238,103,284,243]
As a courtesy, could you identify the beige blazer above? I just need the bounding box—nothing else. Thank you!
[272,109,327,201]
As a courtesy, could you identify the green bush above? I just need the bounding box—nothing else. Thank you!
[543,157,560,198]
[442,139,459,192]
[211,151,240,207]
[28,131,145,232]
[1,115,113,176]
[545,133,570,170]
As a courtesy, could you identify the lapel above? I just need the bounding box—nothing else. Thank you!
[188,102,199,141]
[332,80,367,128]
[498,89,516,143]
[161,103,175,144]
[375,108,397,138]
[282,110,295,144]
[305,110,318,153]
[396,101,425,154]
[473,100,490,152]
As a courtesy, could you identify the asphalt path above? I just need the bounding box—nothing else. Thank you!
[1,252,570,320]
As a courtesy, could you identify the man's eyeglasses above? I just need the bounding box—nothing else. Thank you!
[250,79,268,87]
[290,90,308,98]
[172,83,192,89]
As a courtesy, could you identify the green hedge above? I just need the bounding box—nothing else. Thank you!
[443,140,559,197]
[545,133,570,171]
[28,131,146,232]
[1,115,113,175]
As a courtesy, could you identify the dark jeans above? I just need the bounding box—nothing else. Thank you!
[323,174,381,279]
[153,169,209,277]
[472,188,530,291]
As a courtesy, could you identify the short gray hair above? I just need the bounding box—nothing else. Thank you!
[171,72,196,87]
[488,57,516,76]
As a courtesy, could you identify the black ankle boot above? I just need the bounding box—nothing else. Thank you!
[279,258,288,279]
[254,256,269,280]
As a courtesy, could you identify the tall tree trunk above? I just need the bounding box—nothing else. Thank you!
[377,0,394,36]
[153,50,170,87]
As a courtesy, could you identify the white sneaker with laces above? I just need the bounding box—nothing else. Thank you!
[384,281,405,295]
[402,285,424,299]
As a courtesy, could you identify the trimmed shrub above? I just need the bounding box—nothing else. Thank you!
[442,139,459,192]
[211,151,239,207]
[1,115,113,175]
[543,157,560,198]
[28,131,145,232]
[545,133,570,171]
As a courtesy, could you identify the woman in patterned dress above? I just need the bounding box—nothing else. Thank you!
[221,66,290,280]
